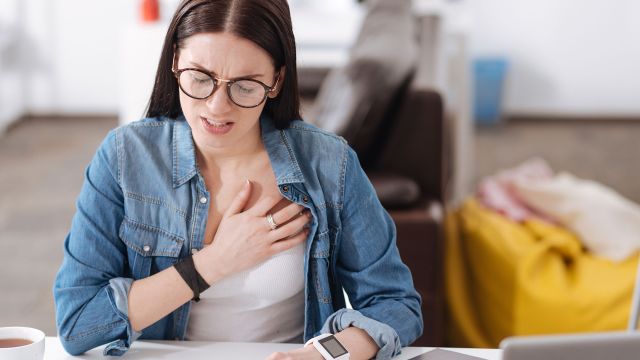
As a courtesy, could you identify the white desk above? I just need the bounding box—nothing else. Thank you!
[43,337,501,359]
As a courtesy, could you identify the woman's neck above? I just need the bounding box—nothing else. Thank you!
[195,131,265,176]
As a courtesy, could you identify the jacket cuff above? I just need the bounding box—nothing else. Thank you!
[104,278,142,356]
[320,308,402,360]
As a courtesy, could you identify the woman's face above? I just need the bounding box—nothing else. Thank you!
[175,32,281,153]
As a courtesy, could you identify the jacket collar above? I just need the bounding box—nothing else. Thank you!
[172,116,198,188]
[171,115,305,188]
[260,115,305,185]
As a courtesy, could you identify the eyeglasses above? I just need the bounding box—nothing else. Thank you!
[173,68,279,108]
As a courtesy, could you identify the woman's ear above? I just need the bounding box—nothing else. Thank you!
[172,45,179,71]
[268,66,286,98]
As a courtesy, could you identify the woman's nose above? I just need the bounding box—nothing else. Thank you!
[205,85,233,113]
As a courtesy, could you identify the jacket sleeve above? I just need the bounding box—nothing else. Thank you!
[321,147,423,360]
[53,129,141,356]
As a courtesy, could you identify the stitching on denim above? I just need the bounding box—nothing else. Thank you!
[121,238,182,258]
[128,121,166,128]
[289,124,347,143]
[189,180,201,257]
[173,123,179,186]
[175,170,197,186]
[312,230,330,258]
[123,190,187,218]
[338,146,348,213]
[122,216,185,242]
[327,225,340,305]
[314,202,328,209]
[115,129,123,186]
[312,261,331,304]
[173,122,198,186]
[313,202,342,210]
[63,320,123,341]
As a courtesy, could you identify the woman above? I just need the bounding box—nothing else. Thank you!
[53,1,422,359]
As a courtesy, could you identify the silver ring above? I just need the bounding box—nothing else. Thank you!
[266,213,278,230]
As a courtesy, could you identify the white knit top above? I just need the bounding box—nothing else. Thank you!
[185,243,305,343]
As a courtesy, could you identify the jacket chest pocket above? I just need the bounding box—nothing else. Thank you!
[119,217,185,279]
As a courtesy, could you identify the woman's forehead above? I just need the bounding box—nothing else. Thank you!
[179,32,274,76]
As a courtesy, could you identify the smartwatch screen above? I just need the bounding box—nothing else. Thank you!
[319,335,348,357]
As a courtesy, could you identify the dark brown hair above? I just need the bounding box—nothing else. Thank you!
[146,0,301,129]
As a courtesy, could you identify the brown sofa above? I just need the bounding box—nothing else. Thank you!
[307,0,449,346]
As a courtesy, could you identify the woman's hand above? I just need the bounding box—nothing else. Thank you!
[265,345,323,360]
[195,180,311,283]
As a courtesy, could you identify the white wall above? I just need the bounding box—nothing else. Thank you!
[21,0,132,115]
[470,0,640,117]
[0,0,26,131]
[4,0,640,120]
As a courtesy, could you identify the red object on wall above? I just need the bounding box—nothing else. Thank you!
[141,0,160,23]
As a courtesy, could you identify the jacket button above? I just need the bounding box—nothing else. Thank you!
[282,185,289,192]
[199,196,207,204]
[302,196,309,203]
[143,245,151,252]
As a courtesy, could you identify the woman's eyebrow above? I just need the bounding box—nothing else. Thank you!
[186,61,265,79]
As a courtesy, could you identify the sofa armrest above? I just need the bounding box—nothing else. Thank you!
[389,200,444,346]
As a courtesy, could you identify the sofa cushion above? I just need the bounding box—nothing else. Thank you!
[369,172,421,209]
[308,0,417,157]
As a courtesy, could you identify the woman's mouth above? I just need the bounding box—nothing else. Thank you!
[200,116,234,135]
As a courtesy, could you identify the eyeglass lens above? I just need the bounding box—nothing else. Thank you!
[178,70,267,107]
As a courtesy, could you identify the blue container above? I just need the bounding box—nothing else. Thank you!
[473,58,508,125]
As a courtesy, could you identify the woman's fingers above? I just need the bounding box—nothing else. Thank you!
[224,180,252,217]
[267,210,311,242]
[271,202,307,227]
[270,228,309,255]
[249,194,284,217]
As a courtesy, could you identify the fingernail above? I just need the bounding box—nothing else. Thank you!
[245,179,251,187]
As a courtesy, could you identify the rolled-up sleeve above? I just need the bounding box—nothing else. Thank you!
[320,308,403,359]
[326,147,423,359]
[53,129,141,356]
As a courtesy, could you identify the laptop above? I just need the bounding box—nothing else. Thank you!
[500,260,640,359]
[500,331,640,360]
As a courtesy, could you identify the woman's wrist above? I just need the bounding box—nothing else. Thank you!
[192,248,226,285]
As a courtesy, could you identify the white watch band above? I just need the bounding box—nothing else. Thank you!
[305,333,332,347]
[305,334,350,360]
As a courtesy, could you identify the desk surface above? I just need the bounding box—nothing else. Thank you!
[44,337,501,360]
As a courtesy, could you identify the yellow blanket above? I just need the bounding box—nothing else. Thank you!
[446,199,638,348]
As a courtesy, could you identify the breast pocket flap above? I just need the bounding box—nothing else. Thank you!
[119,218,184,258]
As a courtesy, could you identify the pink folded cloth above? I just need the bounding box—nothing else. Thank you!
[476,158,556,223]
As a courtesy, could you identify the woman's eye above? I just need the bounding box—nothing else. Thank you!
[235,81,259,94]
[188,72,210,83]
[238,86,255,93]
[192,76,209,84]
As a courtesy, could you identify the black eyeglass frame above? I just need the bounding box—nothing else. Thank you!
[172,68,280,108]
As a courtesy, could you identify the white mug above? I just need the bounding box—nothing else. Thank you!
[0,327,45,360]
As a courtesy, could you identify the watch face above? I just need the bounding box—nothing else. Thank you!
[319,335,348,357]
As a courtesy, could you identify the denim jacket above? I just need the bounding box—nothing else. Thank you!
[53,115,423,359]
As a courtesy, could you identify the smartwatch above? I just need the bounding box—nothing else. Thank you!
[305,334,350,360]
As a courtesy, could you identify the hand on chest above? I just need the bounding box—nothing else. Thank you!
[203,169,292,245]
